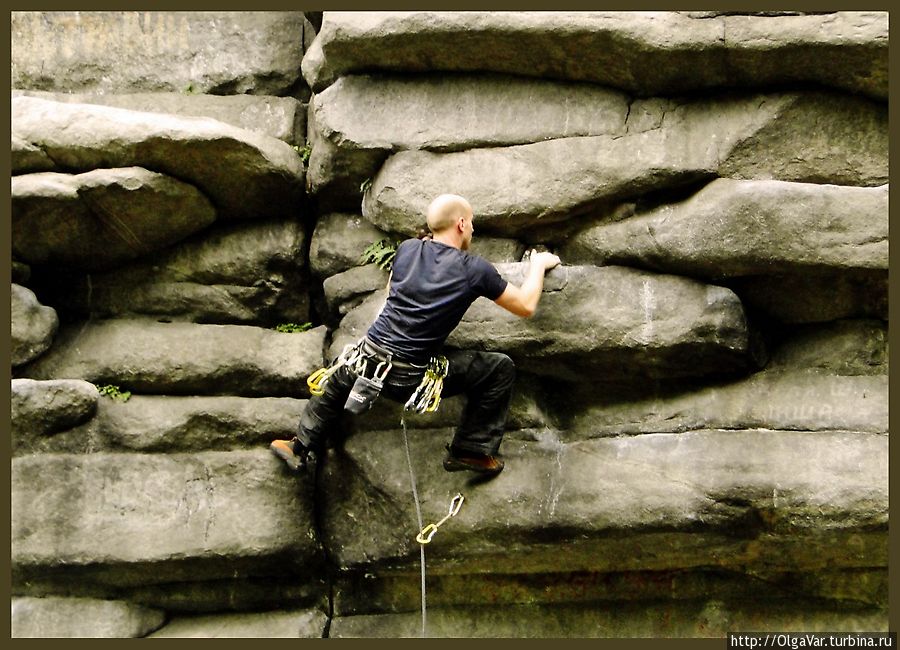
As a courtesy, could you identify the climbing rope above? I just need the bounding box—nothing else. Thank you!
[400,414,428,638]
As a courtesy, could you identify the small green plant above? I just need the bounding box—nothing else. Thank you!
[293,144,312,165]
[183,83,196,94]
[360,238,398,271]
[275,322,313,333]
[98,384,131,402]
[359,178,373,194]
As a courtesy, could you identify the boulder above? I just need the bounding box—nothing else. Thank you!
[323,265,390,320]
[11,11,308,95]
[11,283,58,367]
[11,378,99,439]
[557,371,887,440]
[20,320,326,398]
[11,597,165,638]
[149,608,327,638]
[362,92,886,237]
[303,12,887,100]
[12,450,321,587]
[329,599,888,638]
[561,180,888,278]
[13,90,306,146]
[44,219,309,325]
[12,168,217,271]
[447,264,755,381]
[318,427,886,576]
[309,213,391,278]
[12,134,54,172]
[12,96,305,221]
[13,395,307,456]
[307,74,628,206]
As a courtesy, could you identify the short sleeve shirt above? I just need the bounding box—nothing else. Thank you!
[366,239,508,362]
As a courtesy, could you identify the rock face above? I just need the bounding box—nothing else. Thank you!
[11,378,99,440]
[11,283,58,367]
[12,96,305,222]
[13,90,307,146]
[11,11,311,95]
[12,167,217,271]
[42,219,309,325]
[12,597,166,638]
[10,9,888,639]
[21,320,326,397]
[303,12,887,99]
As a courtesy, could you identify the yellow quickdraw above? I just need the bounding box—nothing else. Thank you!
[416,493,465,545]
[403,355,449,414]
[307,340,364,396]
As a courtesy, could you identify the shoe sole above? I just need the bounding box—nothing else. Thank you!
[270,441,302,471]
[442,457,503,476]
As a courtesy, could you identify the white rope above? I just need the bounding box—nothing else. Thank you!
[401,415,427,638]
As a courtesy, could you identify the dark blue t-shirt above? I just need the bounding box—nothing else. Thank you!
[367,239,508,362]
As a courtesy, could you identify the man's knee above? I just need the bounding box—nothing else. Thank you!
[483,352,515,386]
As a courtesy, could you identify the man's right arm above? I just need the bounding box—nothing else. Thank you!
[494,251,561,318]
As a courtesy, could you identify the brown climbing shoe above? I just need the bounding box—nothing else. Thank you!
[270,438,314,472]
[442,445,504,476]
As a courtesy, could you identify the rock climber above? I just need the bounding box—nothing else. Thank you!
[270,193,560,477]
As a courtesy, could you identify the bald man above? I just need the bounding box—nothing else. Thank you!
[272,194,560,476]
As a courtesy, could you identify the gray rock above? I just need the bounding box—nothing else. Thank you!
[11,378,99,439]
[768,320,887,376]
[12,450,321,587]
[448,264,755,380]
[21,320,326,398]
[12,96,305,221]
[468,237,526,264]
[49,219,309,325]
[307,74,628,206]
[98,395,307,453]
[362,92,886,237]
[13,90,306,145]
[11,596,165,638]
[559,370,887,440]
[11,283,58,367]
[561,180,888,278]
[11,11,308,95]
[11,134,54,172]
[149,608,327,638]
[323,265,390,320]
[12,168,217,271]
[318,427,886,576]
[329,599,888,638]
[119,578,324,614]
[303,12,887,100]
[733,270,888,324]
[309,213,390,278]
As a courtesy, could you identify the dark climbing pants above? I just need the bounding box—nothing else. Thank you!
[296,348,516,457]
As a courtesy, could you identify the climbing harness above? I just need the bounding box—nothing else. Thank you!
[306,339,364,396]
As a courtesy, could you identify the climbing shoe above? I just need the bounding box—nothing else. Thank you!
[270,438,316,472]
[442,444,504,476]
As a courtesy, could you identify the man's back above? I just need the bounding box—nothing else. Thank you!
[367,238,507,362]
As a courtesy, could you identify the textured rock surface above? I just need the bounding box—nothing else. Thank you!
[43,219,309,325]
[149,608,327,638]
[450,264,755,380]
[11,11,310,95]
[303,12,887,99]
[362,92,886,237]
[13,89,306,145]
[11,596,165,638]
[12,96,305,221]
[308,74,628,206]
[12,167,217,271]
[11,378,99,440]
[20,320,326,398]
[12,450,321,586]
[11,283,58,367]
[330,600,888,638]
[319,428,886,573]
[561,180,888,278]
[309,213,390,278]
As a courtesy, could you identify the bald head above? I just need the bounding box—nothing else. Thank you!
[426,194,472,234]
